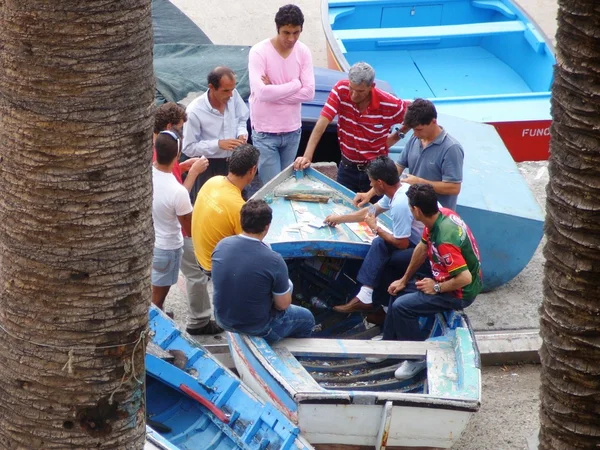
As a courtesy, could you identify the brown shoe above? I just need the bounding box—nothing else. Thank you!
[333,297,374,313]
[365,308,386,326]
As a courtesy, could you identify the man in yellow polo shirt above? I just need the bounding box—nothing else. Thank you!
[191,144,260,275]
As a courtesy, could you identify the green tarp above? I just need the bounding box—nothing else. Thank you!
[152,0,251,104]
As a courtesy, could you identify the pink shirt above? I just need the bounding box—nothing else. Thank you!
[248,39,315,133]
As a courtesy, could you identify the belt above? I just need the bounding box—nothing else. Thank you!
[340,154,369,171]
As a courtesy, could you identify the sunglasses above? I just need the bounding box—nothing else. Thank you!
[159,130,181,153]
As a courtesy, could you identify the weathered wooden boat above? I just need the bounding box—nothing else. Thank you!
[322,0,555,162]
[226,167,481,448]
[146,306,314,450]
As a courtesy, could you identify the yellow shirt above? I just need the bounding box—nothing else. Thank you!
[192,176,244,271]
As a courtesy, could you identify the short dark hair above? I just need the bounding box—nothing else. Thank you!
[154,132,180,165]
[229,144,260,176]
[406,184,439,216]
[207,66,236,90]
[367,156,400,186]
[403,98,438,128]
[241,199,273,234]
[275,4,304,31]
[154,102,187,134]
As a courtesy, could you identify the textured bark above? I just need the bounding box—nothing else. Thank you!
[539,1,600,448]
[0,1,154,449]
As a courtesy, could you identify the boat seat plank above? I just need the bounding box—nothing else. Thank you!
[273,338,445,358]
[334,21,526,42]
[426,347,459,397]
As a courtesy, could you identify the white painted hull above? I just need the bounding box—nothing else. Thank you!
[231,341,478,449]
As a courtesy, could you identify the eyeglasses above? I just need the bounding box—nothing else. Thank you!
[159,130,181,153]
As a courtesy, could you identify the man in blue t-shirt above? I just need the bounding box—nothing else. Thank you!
[211,200,315,343]
[354,99,464,211]
[324,157,431,314]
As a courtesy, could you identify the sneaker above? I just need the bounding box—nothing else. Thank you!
[394,359,427,380]
[365,334,386,363]
[186,320,223,335]
[365,356,387,364]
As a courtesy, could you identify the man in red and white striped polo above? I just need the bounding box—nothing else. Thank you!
[293,62,409,193]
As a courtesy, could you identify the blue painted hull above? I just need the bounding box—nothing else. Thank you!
[257,163,543,291]
[322,0,556,161]
[146,306,314,450]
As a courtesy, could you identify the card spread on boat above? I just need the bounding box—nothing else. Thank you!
[308,218,327,228]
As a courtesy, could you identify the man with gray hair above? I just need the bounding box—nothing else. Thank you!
[294,61,409,193]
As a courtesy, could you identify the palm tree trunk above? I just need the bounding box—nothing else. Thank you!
[539,0,600,448]
[0,1,154,448]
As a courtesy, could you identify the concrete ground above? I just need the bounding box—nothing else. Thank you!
[164,0,558,447]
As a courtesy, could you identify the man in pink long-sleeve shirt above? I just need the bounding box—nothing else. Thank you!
[248,4,315,186]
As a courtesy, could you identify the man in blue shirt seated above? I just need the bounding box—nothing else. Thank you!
[324,156,430,315]
[211,199,315,343]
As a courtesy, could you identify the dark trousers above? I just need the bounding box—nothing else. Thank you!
[357,237,431,307]
[182,157,229,204]
[336,161,371,194]
[383,281,476,341]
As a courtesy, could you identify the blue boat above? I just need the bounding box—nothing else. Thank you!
[322,0,556,162]
[146,306,314,450]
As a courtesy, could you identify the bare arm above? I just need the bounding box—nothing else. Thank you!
[177,212,192,237]
[182,157,209,193]
[388,242,429,295]
[293,115,332,169]
[273,291,292,311]
[403,175,461,196]
[353,163,406,207]
[416,270,472,295]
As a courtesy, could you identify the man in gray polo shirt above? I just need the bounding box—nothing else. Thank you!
[354,98,463,211]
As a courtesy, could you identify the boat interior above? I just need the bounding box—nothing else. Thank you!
[328,0,554,100]
[282,254,475,394]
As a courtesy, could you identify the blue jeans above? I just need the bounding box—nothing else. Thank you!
[357,238,431,306]
[336,161,372,194]
[261,305,315,344]
[252,128,302,185]
[383,281,476,341]
[151,247,183,286]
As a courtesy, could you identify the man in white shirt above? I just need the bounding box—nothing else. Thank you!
[324,157,430,315]
[182,66,250,202]
[151,131,194,310]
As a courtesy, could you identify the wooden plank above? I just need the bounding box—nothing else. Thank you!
[146,341,174,362]
[273,338,443,358]
[475,329,541,364]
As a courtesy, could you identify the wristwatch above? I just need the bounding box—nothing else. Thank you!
[433,283,441,293]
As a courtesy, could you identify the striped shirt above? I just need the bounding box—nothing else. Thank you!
[321,79,408,162]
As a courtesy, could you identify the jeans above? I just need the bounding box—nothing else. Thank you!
[252,128,302,185]
[151,247,183,286]
[180,237,212,329]
[336,161,372,194]
[383,281,476,341]
[260,305,315,344]
[357,237,431,306]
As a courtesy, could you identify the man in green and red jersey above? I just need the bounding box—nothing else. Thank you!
[382,183,482,380]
